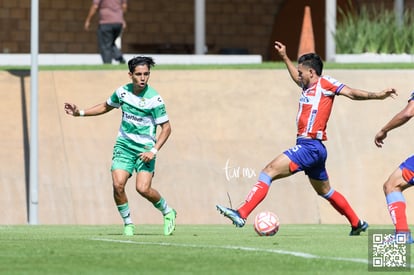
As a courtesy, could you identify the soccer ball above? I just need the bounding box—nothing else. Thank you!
[254,211,280,236]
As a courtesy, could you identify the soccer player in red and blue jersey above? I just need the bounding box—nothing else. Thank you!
[375,91,414,243]
[217,41,397,235]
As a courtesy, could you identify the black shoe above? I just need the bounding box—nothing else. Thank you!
[117,57,126,64]
[349,220,369,236]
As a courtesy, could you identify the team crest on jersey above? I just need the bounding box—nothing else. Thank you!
[138,98,146,107]
[304,87,315,96]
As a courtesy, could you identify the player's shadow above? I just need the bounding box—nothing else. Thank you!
[7,69,31,223]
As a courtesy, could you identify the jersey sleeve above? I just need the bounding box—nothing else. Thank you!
[151,95,169,125]
[321,75,345,95]
[409,91,414,102]
[106,88,122,108]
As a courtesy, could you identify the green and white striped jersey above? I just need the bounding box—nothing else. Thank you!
[107,83,169,150]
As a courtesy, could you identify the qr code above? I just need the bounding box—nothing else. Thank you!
[369,230,411,271]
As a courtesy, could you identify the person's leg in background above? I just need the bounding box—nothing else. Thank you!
[97,24,114,64]
[111,23,125,64]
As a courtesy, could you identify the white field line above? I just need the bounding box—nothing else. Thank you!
[91,238,369,265]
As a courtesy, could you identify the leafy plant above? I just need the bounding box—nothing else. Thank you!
[335,3,414,54]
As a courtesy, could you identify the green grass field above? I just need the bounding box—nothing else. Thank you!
[0,224,411,274]
[1,62,412,274]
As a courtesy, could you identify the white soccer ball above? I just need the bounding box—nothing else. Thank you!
[254,211,280,236]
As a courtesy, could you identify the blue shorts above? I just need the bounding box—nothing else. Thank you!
[283,138,328,181]
[399,155,414,185]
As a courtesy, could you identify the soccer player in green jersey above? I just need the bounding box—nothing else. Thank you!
[64,56,176,236]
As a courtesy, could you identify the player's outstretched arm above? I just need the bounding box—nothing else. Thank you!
[274,41,301,87]
[375,99,414,147]
[64,102,114,117]
[339,86,397,100]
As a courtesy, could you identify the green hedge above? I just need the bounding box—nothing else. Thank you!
[335,4,414,54]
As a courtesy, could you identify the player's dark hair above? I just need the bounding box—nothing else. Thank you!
[297,53,323,76]
[128,56,156,73]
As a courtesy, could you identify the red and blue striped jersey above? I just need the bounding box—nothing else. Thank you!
[296,75,345,141]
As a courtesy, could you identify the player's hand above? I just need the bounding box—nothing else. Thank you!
[139,151,155,163]
[274,41,287,58]
[64,103,80,116]
[380,88,398,99]
[374,130,387,148]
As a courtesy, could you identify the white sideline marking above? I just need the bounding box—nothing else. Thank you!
[91,238,368,265]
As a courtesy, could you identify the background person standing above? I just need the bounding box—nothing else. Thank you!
[84,0,127,64]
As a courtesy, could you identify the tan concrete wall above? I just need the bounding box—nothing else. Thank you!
[1,69,414,226]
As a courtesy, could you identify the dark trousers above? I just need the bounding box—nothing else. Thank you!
[97,23,124,64]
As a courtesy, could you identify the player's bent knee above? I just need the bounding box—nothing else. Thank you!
[383,179,402,194]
